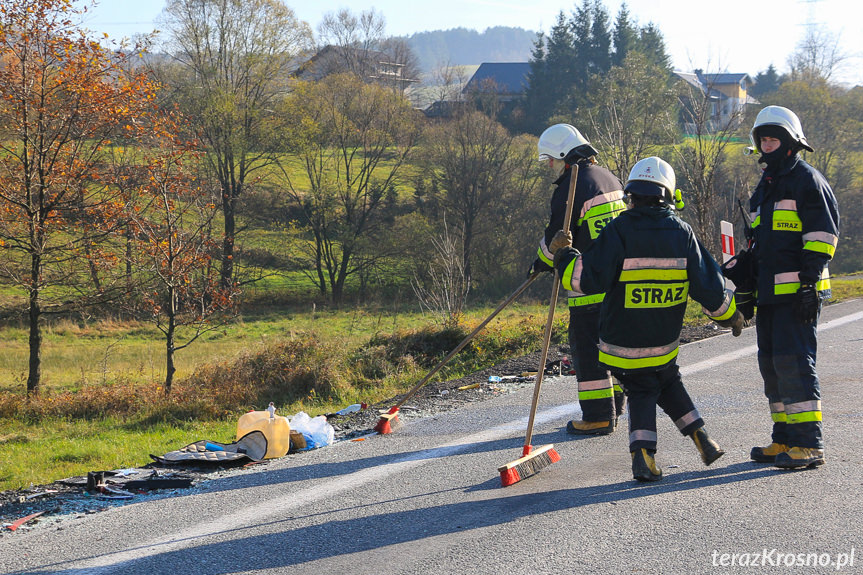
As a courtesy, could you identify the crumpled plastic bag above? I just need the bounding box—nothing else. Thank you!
[290,411,335,449]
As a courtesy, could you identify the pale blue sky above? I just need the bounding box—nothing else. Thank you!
[81,0,862,85]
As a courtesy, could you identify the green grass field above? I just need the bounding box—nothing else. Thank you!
[0,304,436,393]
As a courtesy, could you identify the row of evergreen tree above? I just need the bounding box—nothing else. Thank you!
[519,0,672,134]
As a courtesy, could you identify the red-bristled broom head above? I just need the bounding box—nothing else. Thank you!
[374,406,403,435]
[498,444,560,487]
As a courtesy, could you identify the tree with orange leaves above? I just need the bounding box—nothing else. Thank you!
[0,0,158,395]
[124,112,239,395]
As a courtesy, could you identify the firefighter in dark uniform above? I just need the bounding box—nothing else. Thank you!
[530,124,627,435]
[744,106,839,469]
[549,156,745,481]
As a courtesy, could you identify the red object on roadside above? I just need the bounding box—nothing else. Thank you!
[7,511,46,532]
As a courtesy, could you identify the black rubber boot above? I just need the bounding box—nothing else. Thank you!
[631,448,662,482]
[690,427,725,466]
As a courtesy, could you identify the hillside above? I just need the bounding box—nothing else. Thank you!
[404,26,536,73]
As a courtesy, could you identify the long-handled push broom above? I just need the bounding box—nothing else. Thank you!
[374,272,541,434]
[498,164,579,487]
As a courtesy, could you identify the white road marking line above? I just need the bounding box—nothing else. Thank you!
[681,310,863,376]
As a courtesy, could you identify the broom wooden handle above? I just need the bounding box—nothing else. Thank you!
[391,272,541,409]
[523,163,579,451]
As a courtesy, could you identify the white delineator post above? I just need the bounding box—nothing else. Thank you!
[720,220,735,290]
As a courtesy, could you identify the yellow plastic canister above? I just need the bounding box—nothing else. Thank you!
[236,407,291,459]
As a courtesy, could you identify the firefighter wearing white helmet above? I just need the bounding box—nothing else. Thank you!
[736,105,839,469]
[547,155,743,481]
[530,123,626,435]
[749,105,814,155]
[625,156,675,202]
[537,123,598,162]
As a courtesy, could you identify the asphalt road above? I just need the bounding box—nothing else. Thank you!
[2,299,862,575]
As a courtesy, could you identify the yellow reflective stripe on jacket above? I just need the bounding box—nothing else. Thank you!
[618,269,688,282]
[703,288,737,321]
[579,192,626,240]
[773,269,831,295]
[568,293,605,307]
[802,231,838,259]
[537,243,553,267]
[616,257,689,310]
[617,257,688,282]
[772,199,802,232]
[599,347,679,370]
[562,257,582,292]
[750,209,760,229]
[598,339,679,370]
[625,282,688,309]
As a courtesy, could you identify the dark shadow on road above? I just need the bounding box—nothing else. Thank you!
[20,462,777,575]
[146,428,570,500]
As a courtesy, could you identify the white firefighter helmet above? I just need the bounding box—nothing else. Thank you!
[537,123,598,162]
[749,105,814,153]
[625,156,676,201]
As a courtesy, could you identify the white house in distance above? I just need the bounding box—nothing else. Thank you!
[674,69,759,132]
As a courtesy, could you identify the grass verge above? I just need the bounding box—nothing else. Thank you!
[0,279,861,491]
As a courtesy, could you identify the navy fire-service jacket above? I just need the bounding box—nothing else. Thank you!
[749,154,839,305]
[536,160,625,307]
[554,205,736,374]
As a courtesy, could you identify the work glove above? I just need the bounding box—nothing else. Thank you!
[527,257,552,277]
[548,229,573,254]
[734,290,756,322]
[714,309,745,337]
[550,230,576,271]
[794,283,821,325]
[720,249,757,292]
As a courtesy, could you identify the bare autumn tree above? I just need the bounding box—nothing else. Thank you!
[770,66,861,181]
[788,25,849,84]
[156,0,313,289]
[314,8,420,90]
[317,7,385,77]
[671,66,749,252]
[410,217,470,328]
[422,109,528,287]
[279,73,419,304]
[125,114,238,394]
[578,51,678,182]
[0,0,160,395]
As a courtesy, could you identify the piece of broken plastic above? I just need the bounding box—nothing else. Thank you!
[335,403,364,415]
[6,511,45,532]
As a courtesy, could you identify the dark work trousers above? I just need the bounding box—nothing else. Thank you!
[756,303,823,449]
[569,303,624,422]
[613,363,704,452]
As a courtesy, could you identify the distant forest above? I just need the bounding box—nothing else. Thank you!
[403,26,537,72]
